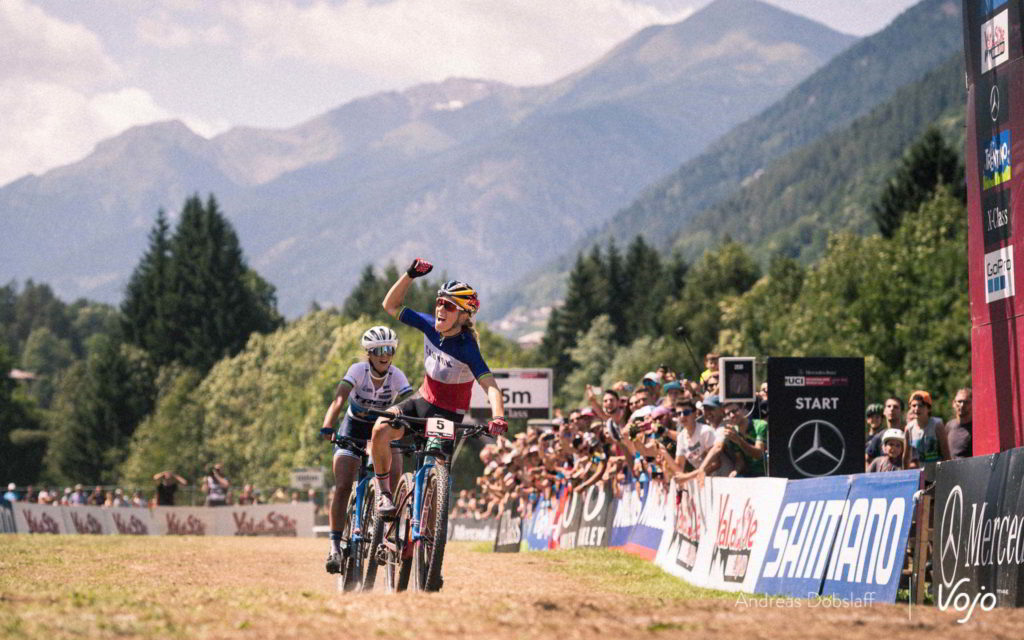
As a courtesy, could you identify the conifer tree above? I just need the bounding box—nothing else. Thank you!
[122,209,172,363]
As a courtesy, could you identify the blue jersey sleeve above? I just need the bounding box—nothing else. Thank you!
[463,339,491,380]
[399,307,436,336]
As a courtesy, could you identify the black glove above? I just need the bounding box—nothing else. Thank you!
[407,258,433,279]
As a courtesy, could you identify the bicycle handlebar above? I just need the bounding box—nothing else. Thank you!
[362,408,489,439]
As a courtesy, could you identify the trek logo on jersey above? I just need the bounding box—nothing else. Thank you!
[982,130,1011,189]
[981,10,1009,74]
[984,245,1015,303]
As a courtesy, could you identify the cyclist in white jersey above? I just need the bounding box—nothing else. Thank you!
[319,325,413,573]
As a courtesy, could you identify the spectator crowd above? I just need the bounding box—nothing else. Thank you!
[452,354,973,520]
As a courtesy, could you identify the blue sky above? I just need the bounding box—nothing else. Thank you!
[1,0,922,186]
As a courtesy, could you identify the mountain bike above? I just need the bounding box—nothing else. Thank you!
[331,434,415,591]
[364,408,487,592]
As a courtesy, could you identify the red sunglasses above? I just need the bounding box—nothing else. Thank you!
[436,298,460,312]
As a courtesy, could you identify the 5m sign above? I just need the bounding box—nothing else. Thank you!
[470,368,552,419]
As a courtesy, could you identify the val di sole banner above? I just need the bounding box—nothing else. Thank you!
[655,477,788,592]
[10,503,317,537]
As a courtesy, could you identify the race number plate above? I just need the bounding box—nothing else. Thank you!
[425,417,456,440]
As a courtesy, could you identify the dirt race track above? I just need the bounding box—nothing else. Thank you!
[3,535,1024,640]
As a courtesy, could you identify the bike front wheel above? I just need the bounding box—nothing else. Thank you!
[361,481,384,591]
[414,462,450,592]
[341,491,361,591]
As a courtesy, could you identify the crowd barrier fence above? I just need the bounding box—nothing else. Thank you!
[5,502,316,537]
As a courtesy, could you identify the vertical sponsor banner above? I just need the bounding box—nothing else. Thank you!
[933,449,1024,609]
[766,357,865,479]
[576,481,616,548]
[494,499,523,553]
[965,0,1024,454]
[448,517,499,542]
[821,470,921,603]
[554,490,583,550]
[609,478,644,548]
[64,506,116,534]
[547,486,570,550]
[706,477,788,592]
[12,502,67,534]
[755,475,852,597]
[524,498,554,550]
[623,480,672,560]
[655,479,713,586]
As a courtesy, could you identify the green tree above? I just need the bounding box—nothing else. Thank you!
[155,195,282,372]
[122,210,172,363]
[560,315,617,407]
[0,343,47,483]
[872,126,964,238]
[19,327,74,407]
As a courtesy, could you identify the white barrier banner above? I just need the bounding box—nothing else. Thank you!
[109,508,156,535]
[655,477,788,592]
[218,504,314,537]
[151,507,217,536]
[13,502,68,534]
[63,506,116,535]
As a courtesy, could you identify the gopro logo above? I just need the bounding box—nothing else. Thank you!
[985,245,1015,303]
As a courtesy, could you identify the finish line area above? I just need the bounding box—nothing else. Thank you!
[1,537,1018,640]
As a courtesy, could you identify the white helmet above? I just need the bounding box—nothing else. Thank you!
[361,326,398,352]
[881,428,905,445]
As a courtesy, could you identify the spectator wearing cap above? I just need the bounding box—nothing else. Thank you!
[679,395,737,481]
[641,371,661,401]
[673,398,716,480]
[661,380,684,408]
[863,403,886,469]
[3,483,18,503]
[868,429,906,472]
[904,390,948,467]
[70,484,87,505]
[946,388,973,459]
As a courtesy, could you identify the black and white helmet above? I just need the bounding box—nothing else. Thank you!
[361,326,398,352]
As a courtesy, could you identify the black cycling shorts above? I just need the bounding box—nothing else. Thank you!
[392,393,464,457]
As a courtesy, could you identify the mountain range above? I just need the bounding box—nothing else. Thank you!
[0,0,855,316]
[491,0,965,324]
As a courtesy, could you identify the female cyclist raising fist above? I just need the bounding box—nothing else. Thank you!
[370,258,507,517]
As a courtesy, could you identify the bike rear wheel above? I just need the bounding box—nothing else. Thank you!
[362,481,384,591]
[385,473,414,592]
[414,461,450,592]
[341,491,361,591]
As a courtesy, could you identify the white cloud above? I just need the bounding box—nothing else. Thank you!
[0,0,122,89]
[136,11,229,49]
[224,0,694,86]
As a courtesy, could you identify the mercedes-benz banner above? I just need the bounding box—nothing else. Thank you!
[766,357,865,479]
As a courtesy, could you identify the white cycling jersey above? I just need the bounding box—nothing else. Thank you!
[340,362,413,422]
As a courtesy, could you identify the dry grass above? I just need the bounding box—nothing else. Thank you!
[2,535,1022,640]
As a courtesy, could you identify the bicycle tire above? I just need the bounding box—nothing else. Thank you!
[341,491,361,591]
[385,474,412,592]
[396,472,414,591]
[422,462,450,592]
[362,482,384,591]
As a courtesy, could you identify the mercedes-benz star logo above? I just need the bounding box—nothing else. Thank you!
[991,84,1001,123]
[788,419,845,477]
[939,485,963,588]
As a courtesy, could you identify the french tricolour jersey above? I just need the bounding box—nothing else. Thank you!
[340,362,413,422]
[399,308,492,413]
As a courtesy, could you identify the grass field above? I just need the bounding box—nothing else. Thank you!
[2,535,1021,639]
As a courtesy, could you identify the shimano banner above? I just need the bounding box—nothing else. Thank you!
[820,470,921,603]
[933,448,1024,609]
[766,357,865,478]
[494,499,523,553]
[755,475,852,597]
[576,481,616,548]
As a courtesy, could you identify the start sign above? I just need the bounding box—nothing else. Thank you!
[470,368,552,420]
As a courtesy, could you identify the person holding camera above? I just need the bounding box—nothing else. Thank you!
[202,463,230,507]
